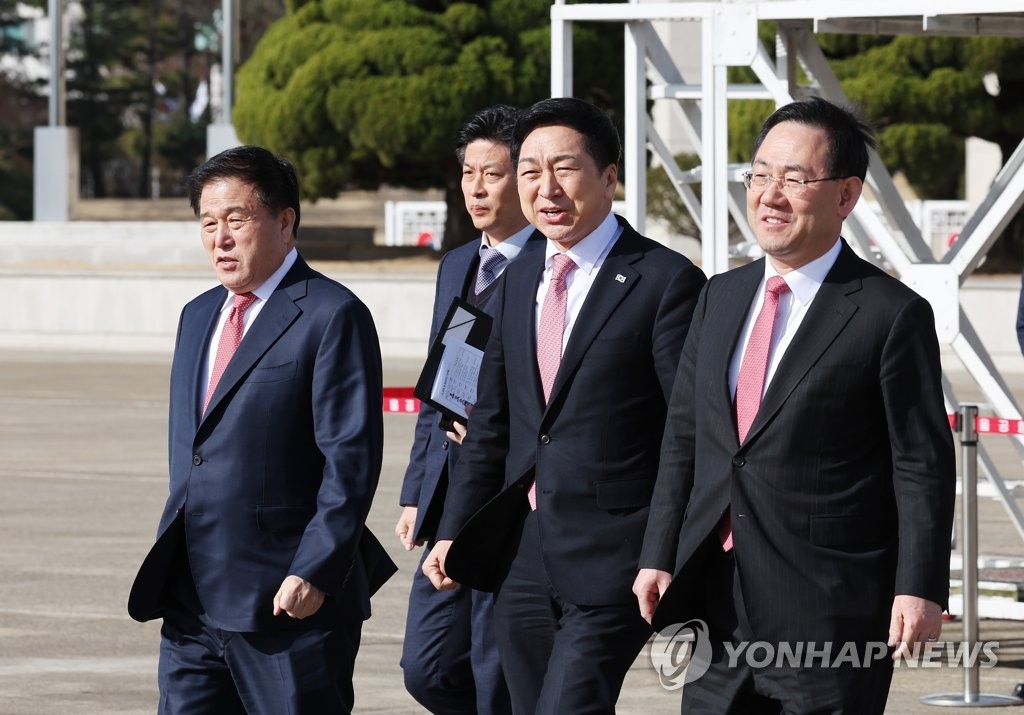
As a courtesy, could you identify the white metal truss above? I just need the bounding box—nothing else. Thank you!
[550,1,1024,541]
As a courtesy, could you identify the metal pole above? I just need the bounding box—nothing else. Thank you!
[48,0,64,126]
[550,7,571,98]
[962,403,981,702]
[206,0,241,156]
[921,404,1021,707]
[221,0,235,125]
[623,22,645,234]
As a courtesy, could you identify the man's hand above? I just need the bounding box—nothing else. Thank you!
[422,539,458,591]
[446,406,471,445]
[394,506,421,551]
[446,420,468,446]
[273,575,325,619]
[888,595,943,660]
[633,568,673,624]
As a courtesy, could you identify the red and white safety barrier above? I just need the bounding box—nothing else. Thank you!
[947,414,1024,435]
[385,399,1024,427]
[383,387,420,414]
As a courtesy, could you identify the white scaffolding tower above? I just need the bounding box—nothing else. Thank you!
[550,1,1024,542]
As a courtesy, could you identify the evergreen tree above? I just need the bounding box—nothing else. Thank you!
[235,0,623,251]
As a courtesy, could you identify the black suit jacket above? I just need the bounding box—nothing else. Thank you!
[642,241,955,644]
[129,255,395,632]
[438,217,707,605]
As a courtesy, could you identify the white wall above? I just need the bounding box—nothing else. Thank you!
[1,222,1022,373]
[0,222,434,358]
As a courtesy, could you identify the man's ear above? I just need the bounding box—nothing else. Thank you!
[280,206,297,237]
[603,163,619,200]
[837,177,863,218]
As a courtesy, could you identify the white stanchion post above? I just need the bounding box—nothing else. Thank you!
[921,405,1022,707]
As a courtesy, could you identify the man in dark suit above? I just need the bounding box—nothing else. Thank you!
[128,146,393,714]
[395,104,539,715]
[422,97,707,713]
[635,97,956,713]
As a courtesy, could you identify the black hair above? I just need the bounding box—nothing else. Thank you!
[753,96,877,181]
[186,145,301,237]
[511,97,621,170]
[455,105,520,164]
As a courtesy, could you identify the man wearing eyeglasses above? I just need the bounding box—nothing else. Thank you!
[634,97,955,712]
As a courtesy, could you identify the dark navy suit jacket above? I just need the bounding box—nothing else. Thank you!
[400,232,543,543]
[129,255,394,632]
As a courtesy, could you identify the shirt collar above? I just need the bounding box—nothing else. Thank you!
[543,211,619,275]
[479,224,534,263]
[764,238,841,306]
[219,247,298,312]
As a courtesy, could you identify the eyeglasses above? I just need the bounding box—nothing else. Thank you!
[742,172,845,196]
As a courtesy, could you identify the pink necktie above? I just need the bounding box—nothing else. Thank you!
[529,253,576,510]
[720,275,789,550]
[203,292,258,416]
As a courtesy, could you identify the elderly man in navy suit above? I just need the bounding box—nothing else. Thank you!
[422,97,707,714]
[128,146,393,714]
[635,97,955,713]
[395,105,541,715]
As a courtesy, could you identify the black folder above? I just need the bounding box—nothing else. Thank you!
[414,297,493,428]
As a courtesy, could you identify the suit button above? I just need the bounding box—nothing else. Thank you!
[442,440,449,450]
[192,454,203,466]
[539,434,551,445]
[732,455,745,468]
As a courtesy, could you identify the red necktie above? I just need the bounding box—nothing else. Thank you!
[529,253,576,510]
[720,276,789,550]
[203,292,258,416]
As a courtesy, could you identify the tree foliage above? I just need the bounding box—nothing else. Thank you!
[0,1,45,218]
[827,34,1024,201]
[0,0,292,214]
[235,0,624,250]
[66,0,223,197]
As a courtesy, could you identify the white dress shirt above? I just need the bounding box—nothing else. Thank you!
[202,247,299,403]
[479,223,534,273]
[535,212,621,350]
[728,239,842,399]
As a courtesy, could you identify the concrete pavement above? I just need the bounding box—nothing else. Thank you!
[2,349,1024,713]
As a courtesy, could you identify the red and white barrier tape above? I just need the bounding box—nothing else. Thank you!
[945,413,1024,434]
[383,387,420,414]
[385,395,1024,430]
[970,416,1024,435]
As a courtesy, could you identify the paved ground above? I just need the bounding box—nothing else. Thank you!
[2,349,1024,713]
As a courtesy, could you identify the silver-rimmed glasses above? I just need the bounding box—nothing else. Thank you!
[742,172,845,197]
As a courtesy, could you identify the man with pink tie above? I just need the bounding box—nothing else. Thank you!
[423,97,706,713]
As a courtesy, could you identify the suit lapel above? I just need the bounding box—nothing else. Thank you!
[742,244,862,446]
[183,288,226,430]
[512,245,547,409]
[199,260,309,425]
[711,264,763,434]
[445,244,477,300]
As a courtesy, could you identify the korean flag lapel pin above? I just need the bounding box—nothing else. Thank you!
[614,273,627,284]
